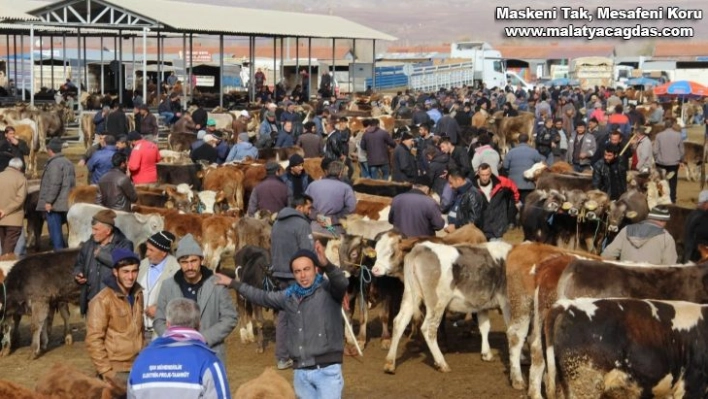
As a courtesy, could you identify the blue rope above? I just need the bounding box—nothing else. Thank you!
[358,265,372,314]
[263,275,276,292]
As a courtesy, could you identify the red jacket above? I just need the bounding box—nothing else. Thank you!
[128,139,161,184]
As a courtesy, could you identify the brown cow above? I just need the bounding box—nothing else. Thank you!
[201,164,245,212]
[201,215,238,270]
[681,141,704,182]
[234,367,295,399]
[168,132,198,152]
[35,362,126,399]
[235,216,272,252]
[505,244,599,390]
[490,111,535,153]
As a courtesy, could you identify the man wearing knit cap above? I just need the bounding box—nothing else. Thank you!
[74,209,135,315]
[86,248,143,385]
[215,241,348,398]
[602,206,677,264]
[138,230,180,342]
[683,190,708,262]
[37,137,75,250]
[225,132,258,162]
[247,161,288,217]
[281,154,311,206]
[153,234,237,363]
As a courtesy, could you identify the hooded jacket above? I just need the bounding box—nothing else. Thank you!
[271,207,314,279]
[601,221,677,264]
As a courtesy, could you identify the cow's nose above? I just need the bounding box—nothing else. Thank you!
[609,225,618,232]
[569,208,578,217]
[586,212,597,220]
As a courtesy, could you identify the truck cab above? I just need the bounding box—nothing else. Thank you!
[506,71,534,91]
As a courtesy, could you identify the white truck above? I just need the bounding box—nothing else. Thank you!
[570,56,614,90]
[450,42,507,89]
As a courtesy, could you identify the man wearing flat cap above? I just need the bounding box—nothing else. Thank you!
[153,234,238,364]
[215,241,348,399]
[138,230,180,342]
[392,131,419,183]
[74,209,135,316]
[86,248,143,385]
[602,206,677,264]
[37,137,75,250]
[389,175,444,238]
[247,161,288,217]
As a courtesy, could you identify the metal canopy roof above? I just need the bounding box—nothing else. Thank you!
[0,0,43,21]
[18,0,396,41]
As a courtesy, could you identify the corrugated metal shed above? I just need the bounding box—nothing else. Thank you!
[23,0,396,41]
[0,0,43,21]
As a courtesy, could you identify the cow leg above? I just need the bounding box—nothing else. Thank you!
[10,313,21,352]
[383,288,419,374]
[356,301,368,349]
[254,305,265,354]
[0,322,13,357]
[528,288,547,399]
[477,310,494,362]
[236,299,251,344]
[59,303,72,346]
[420,302,451,372]
[30,302,50,359]
[507,311,531,390]
[380,295,393,350]
[42,304,56,351]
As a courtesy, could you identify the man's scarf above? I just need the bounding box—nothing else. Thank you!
[285,274,324,300]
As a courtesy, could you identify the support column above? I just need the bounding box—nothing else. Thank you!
[249,36,255,102]
[50,35,55,91]
[30,25,34,106]
[77,29,82,108]
[13,35,17,96]
[188,33,193,104]
[372,40,376,91]
[20,35,24,101]
[273,37,276,97]
[62,34,66,84]
[131,36,135,98]
[279,37,284,90]
[307,38,311,99]
[219,34,224,108]
[100,36,104,95]
[352,39,356,97]
[142,28,147,105]
[4,35,8,90]
[38,34,43,92]
[118,30,123,105]
[156,31,161,101]
[182,33,186,107]
[295,37,299,95]
[82,35,88,91]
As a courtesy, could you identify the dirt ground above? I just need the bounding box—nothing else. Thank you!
[0,126,705,398]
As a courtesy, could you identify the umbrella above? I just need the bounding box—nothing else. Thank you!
[626,77,661,87]
[653,80,708,98]
[545,78,580,87]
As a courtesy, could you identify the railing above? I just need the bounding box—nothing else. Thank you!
[408,62,475,92]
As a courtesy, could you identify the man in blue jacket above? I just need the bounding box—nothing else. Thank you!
[87,134,118,184]
[127,298,231,399]
[502,133,544,205]
[216,243,348,399]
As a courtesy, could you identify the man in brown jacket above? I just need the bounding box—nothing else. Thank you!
[97,152,138,212]
[0,158,27,254]
[138,105,158,141]
[86,248,144,385]
[171,113,197,135]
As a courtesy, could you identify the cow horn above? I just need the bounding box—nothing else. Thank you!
[584,200,598,211]
[562,202,573,211]
[626,211,638,219]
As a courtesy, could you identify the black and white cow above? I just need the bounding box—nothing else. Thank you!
[545,298,708,399]
[371,234,512,374]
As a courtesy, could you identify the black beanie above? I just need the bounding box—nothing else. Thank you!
[147,230,176,252]
[289,249,321,271]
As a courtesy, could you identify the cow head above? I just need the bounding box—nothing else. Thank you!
[606,200,628,233]
[371,230,406,278]
[523,161,548,181]
[544,190,565,213]
[583,190,610,221]
[164,184,200,213]
[561,189,589,218]
[196,190,227,214]
[132,213,165,245]
[337,234,377,278]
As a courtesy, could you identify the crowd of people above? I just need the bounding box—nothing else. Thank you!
[3,78,708,397]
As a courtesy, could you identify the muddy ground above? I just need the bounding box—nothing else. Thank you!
[0,126,704,398]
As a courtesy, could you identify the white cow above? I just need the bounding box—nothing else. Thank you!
[67,203,164,248]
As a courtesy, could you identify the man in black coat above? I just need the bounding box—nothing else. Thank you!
[392,132,418,183]
[592,145,627,201]
[105,102,128,138]
[0,126,29,172]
